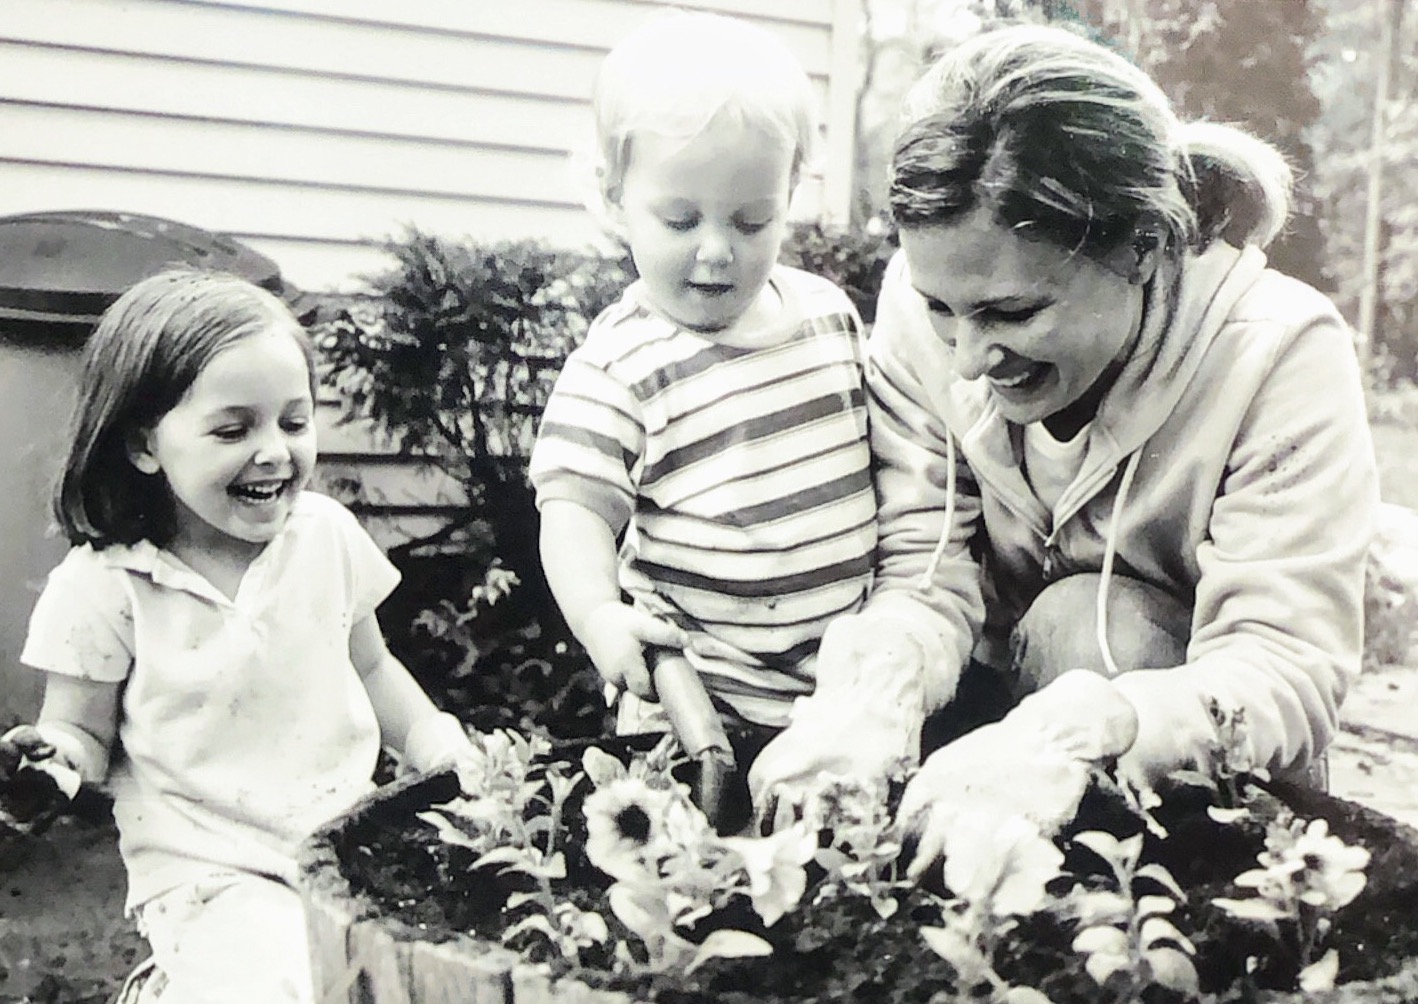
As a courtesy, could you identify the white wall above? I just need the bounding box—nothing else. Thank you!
[0,0,859,291]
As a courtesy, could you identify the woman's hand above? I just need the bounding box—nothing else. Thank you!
[896,671,1138,881]
[749,614,928,829]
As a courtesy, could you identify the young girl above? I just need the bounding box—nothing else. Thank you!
[0,268,478,1004]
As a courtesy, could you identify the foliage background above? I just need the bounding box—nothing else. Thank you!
[850,0,1416,384]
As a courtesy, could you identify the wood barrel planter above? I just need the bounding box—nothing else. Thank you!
[297,769,1418,1004]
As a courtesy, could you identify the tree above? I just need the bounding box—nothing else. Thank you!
[1074,0,1330,291]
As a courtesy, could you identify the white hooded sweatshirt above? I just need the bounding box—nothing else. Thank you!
[864,240,1378,781]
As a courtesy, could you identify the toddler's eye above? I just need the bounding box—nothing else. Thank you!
[282,417,311,434]
[662,217,697,232]
[211,426,247,442]
[735,219,771,235]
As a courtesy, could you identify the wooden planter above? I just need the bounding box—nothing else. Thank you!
[297,770,1418,1004]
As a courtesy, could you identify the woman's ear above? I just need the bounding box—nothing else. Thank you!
[125,429,160,475]
[1130,246,1158,286]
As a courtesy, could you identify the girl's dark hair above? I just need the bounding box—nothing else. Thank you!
[889,24,1292,263]
[55,268,316,549]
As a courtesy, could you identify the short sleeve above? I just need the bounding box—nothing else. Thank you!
[20,547,135,684]
[316,494,402,622]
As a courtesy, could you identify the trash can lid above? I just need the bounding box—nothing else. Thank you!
[0,210,284,344]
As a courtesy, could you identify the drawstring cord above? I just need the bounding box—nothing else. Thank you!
[919,429,958,591]
[1096,449,1144,677]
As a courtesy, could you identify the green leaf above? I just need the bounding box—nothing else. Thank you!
[1135,863,1187,901]
[1083,949,1132,987]
[1145,946,1200,996]
[1071,830,1125,867]
[921,925,990,985]
[1136,895,1177,919]
[1072,925,1128,956]
[1299,948,1340,992]
[1140,916,1194,955]
[684,930,774,975]
[1212,897,1289,922]
[1207,806,1252,825]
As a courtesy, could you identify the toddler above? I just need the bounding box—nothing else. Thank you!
[531,12,876,743]
[0,269,478,1004]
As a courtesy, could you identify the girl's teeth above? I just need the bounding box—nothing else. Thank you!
[232,484,282,502]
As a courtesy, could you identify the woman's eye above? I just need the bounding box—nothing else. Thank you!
[988,306,1042,324]
[211,427,246,441]
[923,297,955,318]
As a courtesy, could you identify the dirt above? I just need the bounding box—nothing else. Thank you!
[333,736,1418,1003]
[3,666,1417,1004]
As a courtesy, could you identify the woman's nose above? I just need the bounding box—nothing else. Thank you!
[949,319,1002,381]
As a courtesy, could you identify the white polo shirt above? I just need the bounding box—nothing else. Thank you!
[21,492,398,912]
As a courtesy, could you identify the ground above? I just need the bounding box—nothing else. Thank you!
[4,416,1418,1004]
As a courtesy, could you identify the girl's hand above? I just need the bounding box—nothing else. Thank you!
[579,602,686,700]
[0,725,81,835]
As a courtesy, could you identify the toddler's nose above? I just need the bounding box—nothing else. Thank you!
[695,229,734,266]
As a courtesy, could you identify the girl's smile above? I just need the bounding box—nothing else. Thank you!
[129,325,317,569]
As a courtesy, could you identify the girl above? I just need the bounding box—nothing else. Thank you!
[0,268,477,1003]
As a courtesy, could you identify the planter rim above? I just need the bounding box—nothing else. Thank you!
[298,769,1418,1004]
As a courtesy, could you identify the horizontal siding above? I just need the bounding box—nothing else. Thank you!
[0,0,850,290]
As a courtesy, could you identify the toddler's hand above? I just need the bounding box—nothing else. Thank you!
[1,726,81,835]
[579,602,686,701]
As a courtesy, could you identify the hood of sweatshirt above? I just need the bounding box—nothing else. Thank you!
[917,240,1271,531]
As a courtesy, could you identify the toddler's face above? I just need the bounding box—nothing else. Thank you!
[130,324,317,562]
[613,117,795,332]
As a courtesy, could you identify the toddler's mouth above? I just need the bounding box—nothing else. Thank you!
[688,282,734,298]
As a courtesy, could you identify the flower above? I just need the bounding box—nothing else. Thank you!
[583,778,678,882]
[722,824,817,926]
[1288,818,1371,910]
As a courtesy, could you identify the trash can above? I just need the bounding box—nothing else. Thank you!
[0,211,285,722]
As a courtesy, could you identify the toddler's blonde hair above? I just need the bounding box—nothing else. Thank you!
[592,10,819,204]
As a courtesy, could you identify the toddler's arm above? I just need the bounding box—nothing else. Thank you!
[350,614,474,775]
[539,498,685,700]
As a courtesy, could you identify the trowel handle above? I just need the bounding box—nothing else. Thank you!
[649,648,733,760]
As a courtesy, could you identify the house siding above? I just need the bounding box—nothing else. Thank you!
[0,0,859,291]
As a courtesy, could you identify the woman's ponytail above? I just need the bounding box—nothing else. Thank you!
[1176,120,1293,251]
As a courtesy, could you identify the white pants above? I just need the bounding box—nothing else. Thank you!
[136,874,314,1004]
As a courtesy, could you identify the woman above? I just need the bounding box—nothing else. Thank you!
[749,23,1378,855]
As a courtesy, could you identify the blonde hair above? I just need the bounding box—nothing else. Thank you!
[890,24,1293,260]
[592,10,819,204]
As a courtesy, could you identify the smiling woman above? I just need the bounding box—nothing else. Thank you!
[748,23,1380,874]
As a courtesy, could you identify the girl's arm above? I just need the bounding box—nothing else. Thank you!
[349,615,470,774]
[34,673,120,784]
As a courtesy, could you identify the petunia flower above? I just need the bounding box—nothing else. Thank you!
[722,823,818,926]
[584,778,676,882]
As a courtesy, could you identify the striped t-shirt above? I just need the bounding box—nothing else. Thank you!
[530,266,876,726]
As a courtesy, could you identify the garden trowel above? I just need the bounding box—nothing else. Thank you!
[648,646,736,829]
